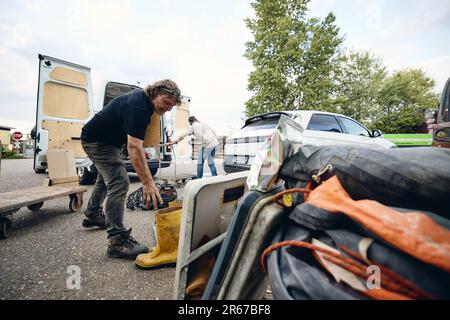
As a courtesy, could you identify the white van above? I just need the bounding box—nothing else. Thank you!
[32,55,189,184]
[223,110,396,173]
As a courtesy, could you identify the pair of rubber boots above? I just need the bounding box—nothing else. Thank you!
[135,206,182,269]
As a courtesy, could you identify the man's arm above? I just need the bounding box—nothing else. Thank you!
[170,127,193,144]
[211,126,219,139]
[127,135,162,209]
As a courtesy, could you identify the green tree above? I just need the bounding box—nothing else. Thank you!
[244,0,343,117]
[372,69,439,133]
[333,50,386,124]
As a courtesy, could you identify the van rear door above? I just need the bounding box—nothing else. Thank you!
[168,96,192,159]
[34,54,94,172]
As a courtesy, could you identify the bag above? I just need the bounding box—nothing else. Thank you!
[265,145,450,300]
[265,176,450,300]
[280,145,450,218]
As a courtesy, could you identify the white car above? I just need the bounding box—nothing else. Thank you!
[223,110,396,173]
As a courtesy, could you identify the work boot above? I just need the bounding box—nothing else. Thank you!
[135,206,182,269]
[107,229,149,260]
[82,211,106,229]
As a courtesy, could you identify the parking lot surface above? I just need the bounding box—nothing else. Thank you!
[0,158,225,300]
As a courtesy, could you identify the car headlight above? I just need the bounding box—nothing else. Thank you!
[436,130,449,139]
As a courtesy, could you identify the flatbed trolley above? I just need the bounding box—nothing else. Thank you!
[0,185,86,239]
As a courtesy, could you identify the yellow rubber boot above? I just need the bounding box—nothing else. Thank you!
[135,206,182,269]
[144,204,183,258]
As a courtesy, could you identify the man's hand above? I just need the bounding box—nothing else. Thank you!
[143,181,163,209]
[167,140,178,146]
[127,135,163,209]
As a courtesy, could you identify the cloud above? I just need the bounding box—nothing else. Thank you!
[0,0,254,136]
[0,114,35,134]
[356,0,387,30]
[0,49,37,134]
[309,0,337,13]
[386,0,450,42]
[1,0,448,136]
[416,55,450,92]
[172,8,253,134]
[338,0,450,94]
[377,48,450,92]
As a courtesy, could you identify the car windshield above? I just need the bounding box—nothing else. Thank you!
[241,116,280,132]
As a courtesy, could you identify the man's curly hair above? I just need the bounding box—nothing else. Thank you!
[144,79,182,105]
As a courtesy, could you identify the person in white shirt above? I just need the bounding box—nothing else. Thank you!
[170,116,219,178]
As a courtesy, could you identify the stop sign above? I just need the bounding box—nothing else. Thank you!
[12,131,23,141]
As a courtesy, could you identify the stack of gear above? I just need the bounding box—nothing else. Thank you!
[202,184,286,300]
[263,145,450,300]
[126,182,177,210]
[135,205,182,269]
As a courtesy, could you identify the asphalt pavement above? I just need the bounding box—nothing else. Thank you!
[0,158,225,300]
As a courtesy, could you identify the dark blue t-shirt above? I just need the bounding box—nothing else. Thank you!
[81,89,154,149]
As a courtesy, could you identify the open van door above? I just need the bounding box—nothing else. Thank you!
[34,54,95,173]
[169,96,192,159]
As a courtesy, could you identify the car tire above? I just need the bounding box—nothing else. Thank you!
[34,168,46,174]
[0,217,12,240]
[150,167,158,177]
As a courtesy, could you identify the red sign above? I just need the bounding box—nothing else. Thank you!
[12,131,23,141]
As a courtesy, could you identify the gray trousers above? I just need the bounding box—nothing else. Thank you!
[81,141,130,237]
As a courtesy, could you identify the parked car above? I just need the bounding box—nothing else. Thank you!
[223,110,396,173]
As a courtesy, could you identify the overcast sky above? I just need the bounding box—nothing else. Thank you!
[1,0,449,135]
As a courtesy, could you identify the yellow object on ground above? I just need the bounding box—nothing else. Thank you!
[135,206,182,269]
[169,200,183,208]
[186,251,217,299]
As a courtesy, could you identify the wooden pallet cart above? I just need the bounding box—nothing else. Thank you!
[0,149,87,239]
[0,185,86,239]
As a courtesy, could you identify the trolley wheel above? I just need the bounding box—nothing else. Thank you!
[27,202,44,212]
[0,218,12,240]
[69,194,83,212]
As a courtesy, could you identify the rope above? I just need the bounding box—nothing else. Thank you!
[260,240,431,300]
[126,183,178,211]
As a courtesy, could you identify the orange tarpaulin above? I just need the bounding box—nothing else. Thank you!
[305,176,450,273]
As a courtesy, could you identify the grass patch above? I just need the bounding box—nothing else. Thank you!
[1,150,24,159]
